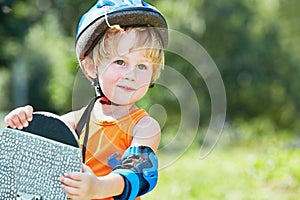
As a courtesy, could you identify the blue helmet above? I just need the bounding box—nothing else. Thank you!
[75,0,168,61]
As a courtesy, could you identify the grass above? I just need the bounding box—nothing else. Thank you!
[143,134,300,200]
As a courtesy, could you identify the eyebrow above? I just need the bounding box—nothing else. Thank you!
[139,58,152,63]
[116,54,152,64]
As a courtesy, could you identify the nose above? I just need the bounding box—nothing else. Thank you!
[123,67,136,81]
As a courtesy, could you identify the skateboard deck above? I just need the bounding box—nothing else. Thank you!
[0,112,82,200]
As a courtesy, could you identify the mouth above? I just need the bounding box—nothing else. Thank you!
[117,85,136,92]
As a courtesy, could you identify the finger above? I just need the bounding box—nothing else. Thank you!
[24,105,34,122]
[65,192,81,200]
[64,171,85,181]
[82,164,92,173]
[62,184,80,194]
[8,113,25,130]
[3,105,34,129]
[61,183,87,200]
[4,118,17,129]
[17,106,34,127]
[62,185,81,198]
[4,112,19,128]
[60,177,77,188]
[16,110,30,128]
[60,176,81,188]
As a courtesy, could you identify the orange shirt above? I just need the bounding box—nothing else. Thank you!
[75,108,148,200]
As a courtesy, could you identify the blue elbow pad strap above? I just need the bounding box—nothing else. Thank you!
[112,169,140,200]
[111,146,158,200]
[141,152,158,194]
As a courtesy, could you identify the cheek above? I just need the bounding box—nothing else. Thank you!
[98,68,121,95]
[134,76,151,97]
[99,65,121,83]
[137,84,150,97]
[137,67,153,83]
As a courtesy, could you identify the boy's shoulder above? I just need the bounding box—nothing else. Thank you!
[134,115,161,136]
[132,115,161,151]
[60,107,86,129]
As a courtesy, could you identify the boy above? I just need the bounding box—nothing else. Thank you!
[4,0,168,199]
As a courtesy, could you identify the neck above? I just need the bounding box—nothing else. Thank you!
[93,101,137,121]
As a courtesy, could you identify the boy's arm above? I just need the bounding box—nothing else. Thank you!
[131,116,161,152]
[60,109,83,130]
[110,116,161,200]
[60,109,127,199]
[60,164,125,200]
[60,116,161,200]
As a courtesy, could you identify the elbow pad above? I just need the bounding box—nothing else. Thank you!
[110,146,158,200]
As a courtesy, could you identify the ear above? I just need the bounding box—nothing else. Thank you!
[80,56,97,80]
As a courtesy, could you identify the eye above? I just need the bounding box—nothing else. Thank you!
[114,60,125,66]
[137,64,147,70]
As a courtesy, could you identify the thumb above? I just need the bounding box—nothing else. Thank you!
[82,164,93,173]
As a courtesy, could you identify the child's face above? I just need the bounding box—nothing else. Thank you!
[97,31,153,105]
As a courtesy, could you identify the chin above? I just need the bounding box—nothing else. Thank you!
[112,96,143,106]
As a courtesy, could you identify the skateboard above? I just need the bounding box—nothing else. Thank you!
[0,112,82,200]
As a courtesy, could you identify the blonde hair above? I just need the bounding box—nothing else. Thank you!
[93,25,165,83]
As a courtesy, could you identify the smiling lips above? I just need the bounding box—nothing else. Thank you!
[117,85,136,92]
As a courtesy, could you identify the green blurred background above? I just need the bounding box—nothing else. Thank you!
[1,0,300,199]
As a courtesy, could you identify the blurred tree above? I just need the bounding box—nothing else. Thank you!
[154,0,300,131]
[278,0,300,61]
[0,0,299,132]
[199,0,300,130]
[0,0,91,114]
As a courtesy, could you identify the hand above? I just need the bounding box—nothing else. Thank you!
[59,164,99,200]
[4,105,33,129]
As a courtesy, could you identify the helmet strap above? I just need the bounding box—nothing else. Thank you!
[75,95,100,163]
[149,83,155,88]
[104,6,112,28]
[91,76,112,105]
[76,76,113,162]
